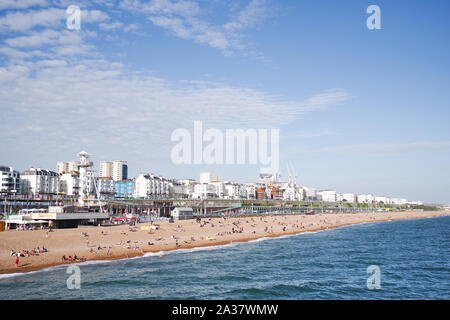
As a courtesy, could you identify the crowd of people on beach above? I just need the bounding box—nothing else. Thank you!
[10,246,48,258]
[61,255,86,263]
[9,246,49,268]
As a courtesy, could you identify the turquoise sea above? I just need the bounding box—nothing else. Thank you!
[0,215,448,299]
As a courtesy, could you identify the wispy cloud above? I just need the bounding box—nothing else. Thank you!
[0,55,350,161]
[0,0,48,11]
[0,7,109,33]
[119,0,274,54]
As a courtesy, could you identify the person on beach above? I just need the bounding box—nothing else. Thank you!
[15,256,19,267]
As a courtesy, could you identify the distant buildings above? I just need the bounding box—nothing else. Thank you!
[341,193,357,203]
[317,190,337,202]
[0,166,21,194]
[100,160,128,181]
[21,167,59,196]
[1,156,424,206]
[134,173,170,198]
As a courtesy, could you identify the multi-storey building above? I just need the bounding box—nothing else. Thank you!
[192,183,217,199]
[317,190,337,202]
[357,194,376,204]
[100,161,128,181]
[21,167,59,195]
[56,161,78,174]
[134,173,171,198]
[341,193,357,203]
[59,173,80,196]
[0,166,21,194]
[95,177,115,198]
[115,179,134,198]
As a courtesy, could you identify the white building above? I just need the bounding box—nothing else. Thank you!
[375,196,392,204]
[0,166,21,194]
[283,187,298,201]
[301,186,317,201]
[100,160,128,181]
[59,173,80,196]
[192,183,217,199]
[224,183,242,199]
[244,184,256,199]
[95,177,115,197]
[134,173,171,198]
[391,198,408,205]
[56,161,78,174]
[199,172,220,184]
[317,190,337,202]
[357,194,376,204]
[341,193,357,203]
[21,167,59,195]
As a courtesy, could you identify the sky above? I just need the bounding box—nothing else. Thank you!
[0,0,449,204]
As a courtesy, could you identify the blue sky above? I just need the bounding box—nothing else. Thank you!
[0,0,449,203]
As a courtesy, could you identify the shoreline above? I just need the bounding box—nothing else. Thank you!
[1,211,449,276]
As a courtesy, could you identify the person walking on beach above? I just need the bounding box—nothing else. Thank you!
[15,256,19,268]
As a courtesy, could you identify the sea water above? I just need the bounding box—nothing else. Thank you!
[0,216,448,299]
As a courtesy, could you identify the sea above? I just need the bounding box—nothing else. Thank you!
[0,215,448,299]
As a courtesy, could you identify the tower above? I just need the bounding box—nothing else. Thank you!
[77,150,93,206]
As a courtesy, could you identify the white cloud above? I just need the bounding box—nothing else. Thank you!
[0,54,350,163]
[223,0,269,32]
[0,0,48,11]
[0,7,109,33]
[99,21,124,30]
[0,8,66,32]
[120,0,272,54]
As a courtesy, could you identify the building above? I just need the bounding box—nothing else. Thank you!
[134,173,171,198]
[0,166,21,195]
[224,183,241,199]
[192,183,217,199]
[317,190,337,202]
[244,184,256,199]
[56,161,78,174]
[100,160,128,181]
[99,161,112,178]
[255,188,266,200]
[357,194,376,204]
[94,177,115,198]
[115,179,134,198]
[199,172,219,184]
[21,167,59,196]
[341,193,357,203]
[301,186,318,201]
[59,173,80,196]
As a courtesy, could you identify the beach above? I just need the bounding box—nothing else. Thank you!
[1,210,448,275]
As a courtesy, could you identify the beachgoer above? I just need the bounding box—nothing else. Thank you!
[15,256,19,267]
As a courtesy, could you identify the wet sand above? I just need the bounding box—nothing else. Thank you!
[1,210,448,275]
